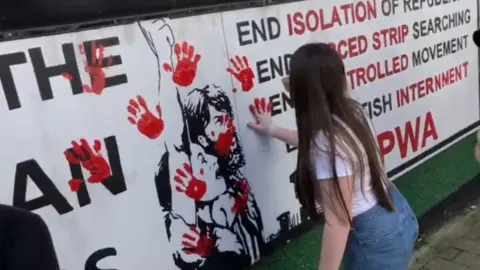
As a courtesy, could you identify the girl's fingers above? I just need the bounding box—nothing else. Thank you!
[249,104,260,120]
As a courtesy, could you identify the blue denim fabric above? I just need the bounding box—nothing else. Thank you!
[343,185,419,270]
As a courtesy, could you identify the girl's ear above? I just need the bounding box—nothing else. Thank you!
[282,77,290,92]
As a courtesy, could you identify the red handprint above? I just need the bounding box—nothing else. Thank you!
[227,55,255,92]
[81,41,113,95]
[231,180,251,215]
[174,163,207,200]
[127,95,164,139]
[163,41,201,87]
[215,114,236,157]
[249,97,272,124]
[64,139,112,192]
[182,226,215,257]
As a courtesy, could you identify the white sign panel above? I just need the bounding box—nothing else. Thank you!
[0,0,476,269]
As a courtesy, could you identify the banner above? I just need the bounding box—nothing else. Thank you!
[0,0,477,269]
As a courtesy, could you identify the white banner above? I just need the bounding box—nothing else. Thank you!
[0,0,476,269]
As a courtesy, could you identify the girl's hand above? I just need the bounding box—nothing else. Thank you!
[247,97,275,136]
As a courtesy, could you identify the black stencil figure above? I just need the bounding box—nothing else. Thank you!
[139,20,265,270]
[156,86,264,270]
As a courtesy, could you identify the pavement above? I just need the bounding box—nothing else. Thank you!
[409,201,480,269]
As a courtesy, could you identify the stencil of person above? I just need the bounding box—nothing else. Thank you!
[136,19,265,269]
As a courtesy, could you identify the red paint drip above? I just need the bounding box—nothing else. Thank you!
[62,72,73,80]
[68,179,83,192]
[82,41,113,95]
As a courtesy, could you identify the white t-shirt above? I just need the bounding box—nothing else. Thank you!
[313,116,378,217]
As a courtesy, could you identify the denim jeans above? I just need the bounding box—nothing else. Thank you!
[343,185,419,270]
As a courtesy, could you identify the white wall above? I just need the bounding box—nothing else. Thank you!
[0,0,477,269]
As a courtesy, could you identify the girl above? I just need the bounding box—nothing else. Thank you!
[248,43,418,270]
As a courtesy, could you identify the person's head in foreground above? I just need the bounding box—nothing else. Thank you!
[248,42,419,270]
[287,42,394,221]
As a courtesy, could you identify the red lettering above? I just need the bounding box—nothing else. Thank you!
[396,116,421,159]
[372,24,409,51]
[377,131,395,157]
[422,112,439,147]
[346,54,409,89]
[286,1,377,36]
[396,62,469,107]
[377,111,438,159]
[330,35,368,60]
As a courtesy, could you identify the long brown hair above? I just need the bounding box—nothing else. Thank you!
[288,43,394,223]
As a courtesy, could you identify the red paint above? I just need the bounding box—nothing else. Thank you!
[162,63,172,72]
[68,179,83,192]
[173,163,207,200]
[62,72,73,80]
[215,114,236,156]
[81,41,114,95]
[250,98,272,125]
[232,180,250,215]
[226,55,255,92]
[182,226,214,257]
[377,111,438,159]
[251,97,272,114]
[78,44,84,54]
[210,131,215,137]
[163,41,201,87]
[233,88,237,93]
[127,95,164,139]
[64,139,112,186]
[286,3,377,36]
[200,168,204,175]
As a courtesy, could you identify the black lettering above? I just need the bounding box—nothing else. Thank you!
[269,93,281,116]
[270,56,284,80]
[269,92,293,116]
[286,144,298,153]
[236,21,252,46]
[284,54,292,75]
[68,136,127,207]
[29,43,83,101]
[404,0,461,13]
[237,18,281,46]
[362,93,392,119]
[83,37,128,89]
[256,60,270,83]
[85,247,117,270]
[13,159,73,215]
[412,34,468,67]
[267,17,281,40]
[257,54,291,84]
[412,9,471,39]
[0,52,27,110]
[403,0,414,12]
[252,20,267,44]
[281,92,293,111]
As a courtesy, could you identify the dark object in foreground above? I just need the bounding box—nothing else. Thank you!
[0,0,254,31]
[0,205,60,270]
[473,29,480,47]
